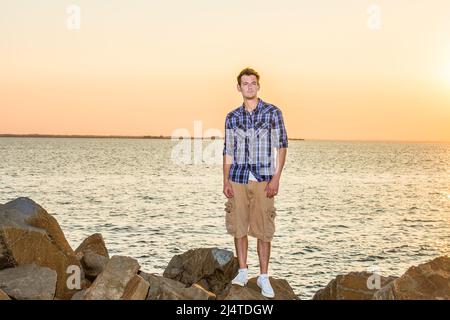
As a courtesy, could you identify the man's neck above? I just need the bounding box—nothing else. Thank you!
[243,97,259,112]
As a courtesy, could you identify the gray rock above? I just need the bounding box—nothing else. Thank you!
[75,233,110,280]
[83,255,140,300]
[70,289,87,300]
[163,248,238,296]
[140,271,216,300]
[81,252,109,279]
[0,264,57,300]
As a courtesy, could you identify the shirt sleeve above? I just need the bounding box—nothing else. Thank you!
[223,114,234,156]
[272,109,288,148]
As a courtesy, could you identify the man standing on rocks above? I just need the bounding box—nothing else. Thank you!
[223,67,288,298]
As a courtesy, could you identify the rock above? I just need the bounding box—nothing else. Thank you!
[313,271,397,300]
[0,197,83,299]
[163,248,238,296]
[191,283,217,300]
[0,264,57,300]
[80,277,92,289]
[0,288,11,300]
[83,255,140,300]
[222,285,267,300]
[220,277,300,300]
[75,233,110,281]
[75,233,109,259]
[70,289,87,300]
[121,275,150,300]
[312,271,392,300]
[373,256,450,300]
[80,252,109,280]
[140,271,216,300]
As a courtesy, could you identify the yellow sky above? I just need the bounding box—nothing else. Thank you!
[1,0,450,141]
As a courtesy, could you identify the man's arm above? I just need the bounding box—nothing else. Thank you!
[223,114,234,198]
[265,108,288,198]
[223,155,234,198]
[265,147,287,198]
[273,147,287,178]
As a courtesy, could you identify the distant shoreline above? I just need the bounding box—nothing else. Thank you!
[1,134,449,143]
[0,133,306,141]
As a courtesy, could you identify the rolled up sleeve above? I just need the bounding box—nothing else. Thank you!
[223,114,234,156]
[272,109,288,148]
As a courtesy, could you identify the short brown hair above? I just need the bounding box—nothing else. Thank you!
[237,67,260,86]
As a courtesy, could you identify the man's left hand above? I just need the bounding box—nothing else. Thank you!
[265,176,280,198]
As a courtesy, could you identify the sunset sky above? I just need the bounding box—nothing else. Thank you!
[1,0,450,141]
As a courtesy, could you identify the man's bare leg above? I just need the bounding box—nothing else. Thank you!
[256,239,275,298]
[234,236,248,269]
[257,239,271,274]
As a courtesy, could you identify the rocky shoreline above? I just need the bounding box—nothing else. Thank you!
[1,197,449,300]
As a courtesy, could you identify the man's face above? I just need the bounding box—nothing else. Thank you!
[237,75,260,99]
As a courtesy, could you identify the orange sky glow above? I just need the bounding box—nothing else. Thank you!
[1,1,450,142]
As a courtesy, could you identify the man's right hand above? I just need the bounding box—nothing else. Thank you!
[223,180,234,198]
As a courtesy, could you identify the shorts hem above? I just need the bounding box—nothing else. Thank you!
[248,231,274,242]
[227,230,248,239]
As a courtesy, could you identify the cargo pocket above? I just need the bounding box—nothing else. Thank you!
[265,202,277,241]
[224,198,235,235]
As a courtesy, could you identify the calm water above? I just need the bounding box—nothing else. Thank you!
[0,137,449,299]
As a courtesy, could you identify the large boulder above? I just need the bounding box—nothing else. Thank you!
[139,271,216,300]
[373,256,450,300]
[220,277,300,300]
[0,197,83,299]
[83,255,141,300]
[163,248,238,296]
[313,271,397,300]
[0,264,57,300]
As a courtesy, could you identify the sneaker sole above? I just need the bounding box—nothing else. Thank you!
[257,281,275,298]
[231,280,248,287]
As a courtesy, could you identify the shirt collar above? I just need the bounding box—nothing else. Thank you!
[240,98,264,115]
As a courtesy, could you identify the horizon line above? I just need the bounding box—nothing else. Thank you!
[0,133,449,144]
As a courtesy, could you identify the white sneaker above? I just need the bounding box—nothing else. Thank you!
[257,275,275,298]
[231,268,248,286]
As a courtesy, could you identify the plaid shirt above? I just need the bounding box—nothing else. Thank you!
[223,98,288,184]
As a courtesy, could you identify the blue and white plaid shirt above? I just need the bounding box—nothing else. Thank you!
[223,98,288,184]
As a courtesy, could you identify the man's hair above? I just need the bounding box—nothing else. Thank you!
[237,67,260,86]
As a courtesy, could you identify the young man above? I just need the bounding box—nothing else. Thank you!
[223,67,288,298]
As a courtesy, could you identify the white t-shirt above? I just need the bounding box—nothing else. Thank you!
[248,110,258,182]
[248,171,258,181]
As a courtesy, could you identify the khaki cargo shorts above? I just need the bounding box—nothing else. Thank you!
[224,180,277,242]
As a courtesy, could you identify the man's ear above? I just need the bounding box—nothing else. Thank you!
[237,84,242,92]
